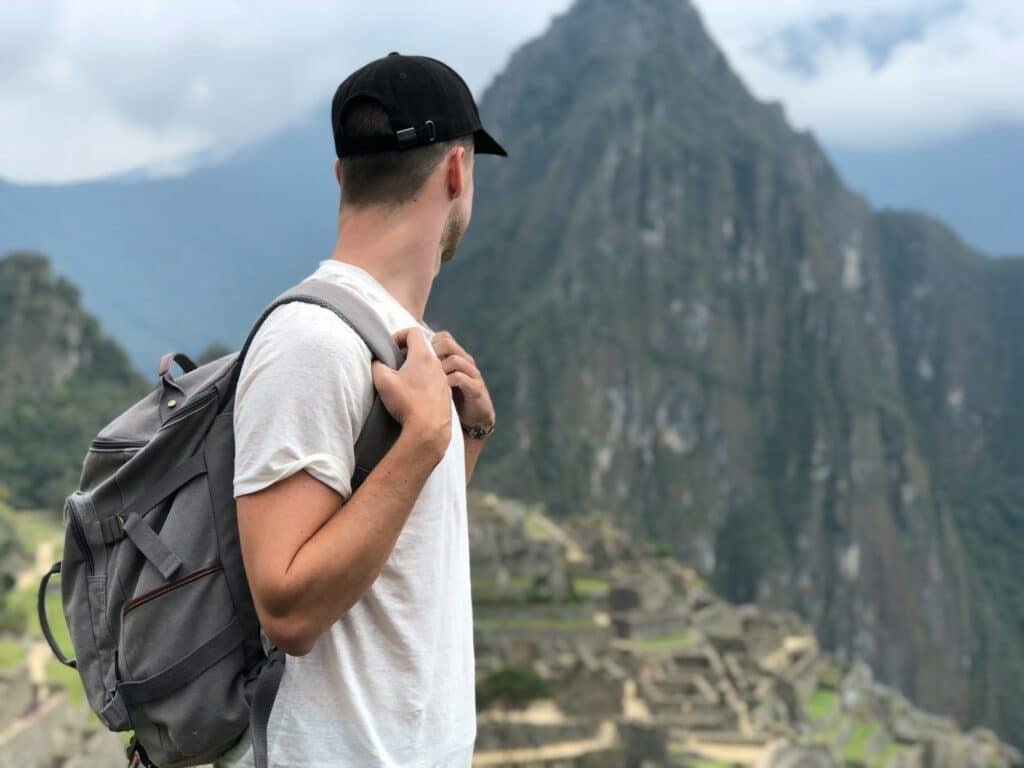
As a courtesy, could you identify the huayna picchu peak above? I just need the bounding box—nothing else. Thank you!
[430,0,1024,750]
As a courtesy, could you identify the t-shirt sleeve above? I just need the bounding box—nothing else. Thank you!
[232,301,375,501]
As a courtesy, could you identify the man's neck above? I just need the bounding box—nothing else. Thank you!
[330,203,443,322]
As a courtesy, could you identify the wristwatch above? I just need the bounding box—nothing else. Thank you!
[462,422,496,440]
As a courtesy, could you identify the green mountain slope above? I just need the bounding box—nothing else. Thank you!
[429,0,1024,747]
[0,252,147,510]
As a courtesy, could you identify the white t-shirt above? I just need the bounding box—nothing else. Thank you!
[215,259,476,768]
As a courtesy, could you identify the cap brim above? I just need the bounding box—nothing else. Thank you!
[473,127,508,157]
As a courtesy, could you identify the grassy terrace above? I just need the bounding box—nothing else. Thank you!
[0,637,25,673]
[843,720,880,764]
[474,616,598,632]
[1,507,61,552]
[572,576,609,598]
[471,575,611,605]
[636,630,695,653]
[807,685,838,721]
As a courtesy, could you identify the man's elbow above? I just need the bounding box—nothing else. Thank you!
[255,584,361,657]
[260,612,319,657]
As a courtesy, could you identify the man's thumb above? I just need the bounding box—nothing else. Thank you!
[371,360,397,390]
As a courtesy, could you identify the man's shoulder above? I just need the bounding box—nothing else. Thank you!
[251,300,372,361]
[236,301,374,399]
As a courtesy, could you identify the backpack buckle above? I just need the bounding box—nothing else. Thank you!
[100,515,127,544]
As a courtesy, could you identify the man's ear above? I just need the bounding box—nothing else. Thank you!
[445,146,466,201]
[334,158,343,188]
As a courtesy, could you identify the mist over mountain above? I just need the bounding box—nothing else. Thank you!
[0,0,1021,752]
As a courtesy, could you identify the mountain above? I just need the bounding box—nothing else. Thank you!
[0,252,147,509]
[0,0,1020,751]
[827,125,1024,257]
[427,0,1024,749]
[0,119,341,369]
[467,493,1021,767]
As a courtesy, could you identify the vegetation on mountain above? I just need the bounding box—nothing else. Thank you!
[0,252,147,510]
[430,0,1024,747]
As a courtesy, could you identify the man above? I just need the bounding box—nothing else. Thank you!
[215,53,505,767]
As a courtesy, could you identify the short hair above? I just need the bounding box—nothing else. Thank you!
[338,98,472,208]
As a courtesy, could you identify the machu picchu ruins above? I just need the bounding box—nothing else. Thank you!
[468,492,1021,768]
[0,491,1019,767]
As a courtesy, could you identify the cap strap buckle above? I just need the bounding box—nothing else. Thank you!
[395,120,436,150]
[396,126,417,148]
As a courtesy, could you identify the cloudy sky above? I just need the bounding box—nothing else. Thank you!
[1,0,1021,184]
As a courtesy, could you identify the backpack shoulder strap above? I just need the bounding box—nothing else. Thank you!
[233,277,403,491]
[238,277,403,369]
[233,279,404,768]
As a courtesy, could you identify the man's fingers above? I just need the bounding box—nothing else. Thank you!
[441,354,480,379]
[447,371,480,394]
[394,326,430,358]
[432,332,474,364]
[393,327,413,349]
[371,360,397,387]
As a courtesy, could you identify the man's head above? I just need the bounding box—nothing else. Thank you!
[335,98,475,262]
[330,53,506,263]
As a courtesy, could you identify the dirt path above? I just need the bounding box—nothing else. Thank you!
[14,538,55,591]
[472,721,618,766]
[679,735,781,766]
[0,689,65,748]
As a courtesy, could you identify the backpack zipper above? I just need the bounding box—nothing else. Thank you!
[122,561,223,615]
[90,437,148,452]
[66,497,94,573]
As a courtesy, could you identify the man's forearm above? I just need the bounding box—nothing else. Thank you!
[264,429,442,652]
[464,433,488,483]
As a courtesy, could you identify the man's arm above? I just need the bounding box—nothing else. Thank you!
[462,433,488,482]
[431,331,495,483]
[237,327,451,657]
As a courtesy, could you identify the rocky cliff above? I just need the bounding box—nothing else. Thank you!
[429,0,1024,747]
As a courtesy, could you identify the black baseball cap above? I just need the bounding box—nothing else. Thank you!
[332,52,507,158]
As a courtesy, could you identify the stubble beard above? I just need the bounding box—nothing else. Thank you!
[439,204,468,264]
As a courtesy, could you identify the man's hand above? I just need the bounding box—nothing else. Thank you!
[238,328,456,657]
[372,327,453,460]
[431,331,495,433]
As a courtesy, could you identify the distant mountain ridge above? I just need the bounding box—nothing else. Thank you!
[0,0,1021,751]
[0,118,341,369]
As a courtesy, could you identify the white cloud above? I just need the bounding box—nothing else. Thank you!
[1,0,1020,182]
[0,0,571,184]
[694,0,1024,148]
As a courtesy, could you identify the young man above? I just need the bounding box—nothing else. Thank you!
[215,53,505,767]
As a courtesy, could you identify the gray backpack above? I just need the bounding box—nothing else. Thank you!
[37,278,401,768]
